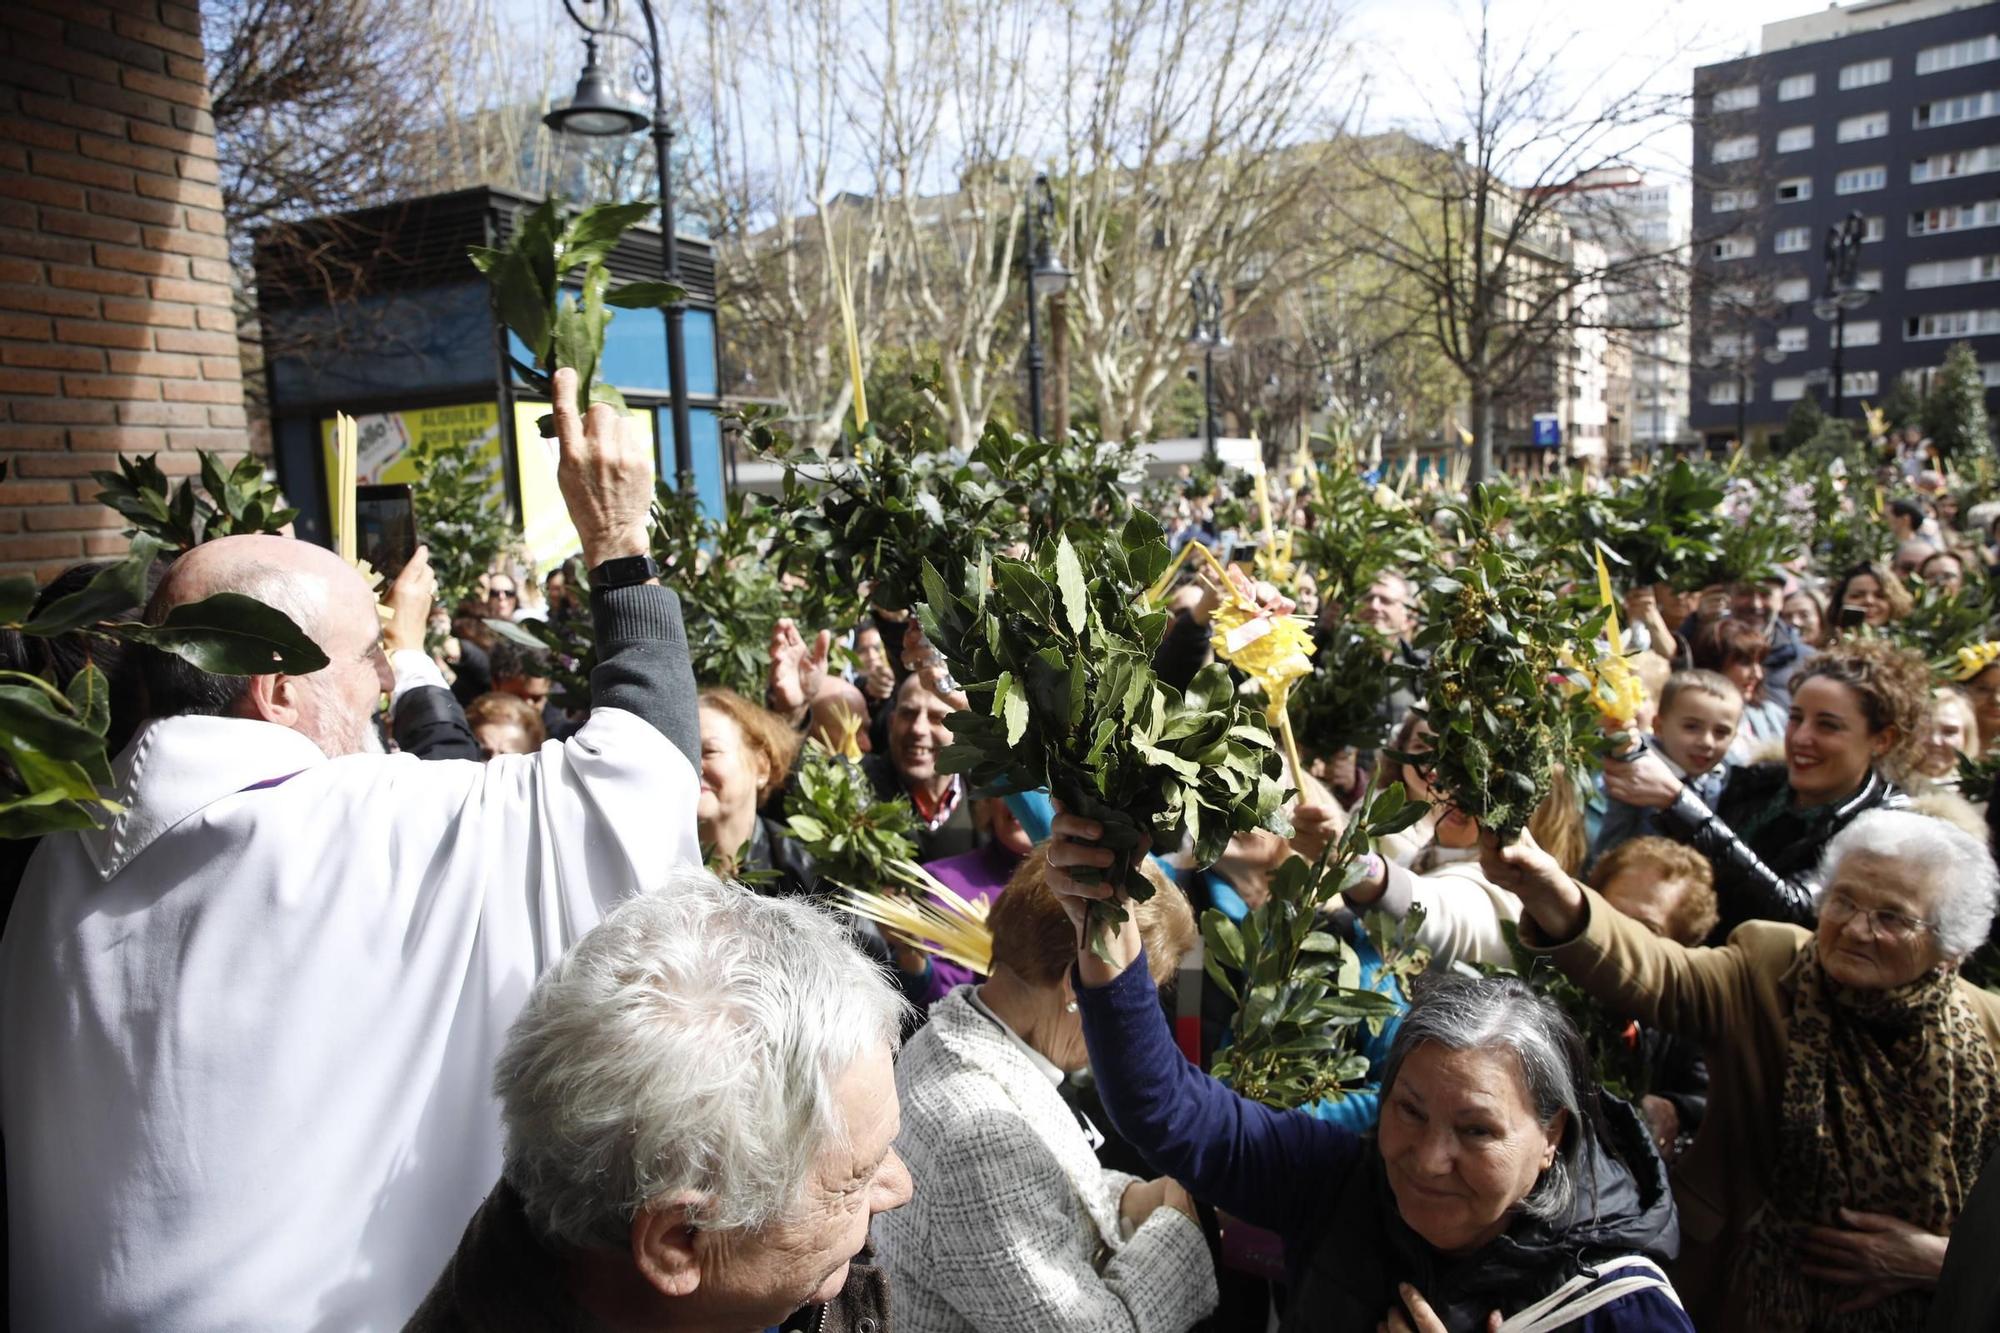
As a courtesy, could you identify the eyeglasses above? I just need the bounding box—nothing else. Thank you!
[1821,890,1933,942]
[490,587,518,600]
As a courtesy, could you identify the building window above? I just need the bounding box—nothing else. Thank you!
[1713,188,1756,212]
[1712,234,1757,260]
[1838,111,1891,142]
[1908,254,2000,288]
[1710,333,1750,358]
[1777,176,1813,202]
[1777,124,1815,152]
[1771,377,1807,402]
[1713,135,1758,163]
[1915,91,2000,128]
[1776,326,1809,352]
[1840,320,1880,347]
[1863,215,1886,241]
[1855,269,1883,292]
[1912,145,2000,182]
[1712,282,1755,306]
[1909,199,2000,235]
[1776,276,1812,302]
[1775,226,1813,252]
[1836,165,1887,194]
[1842,370,1880,396]
[1906,308,2000,340]
[1708,380,1743,405]
[1712,84,1760,111]
[1840,57,1892,89]
[1779,72,1817,100]
[1917,35,2000,75]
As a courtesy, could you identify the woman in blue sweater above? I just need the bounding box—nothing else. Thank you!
[1047,813,1694,1333]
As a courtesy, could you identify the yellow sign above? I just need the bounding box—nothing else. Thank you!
[319,402,503,495]
[511,402,657,575]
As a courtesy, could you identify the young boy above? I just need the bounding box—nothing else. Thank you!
[1586,670,1743,872]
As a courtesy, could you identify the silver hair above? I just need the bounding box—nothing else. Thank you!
[1379,973,1591,1227]
[1818,808,2000,960]
[495,871,907,1250]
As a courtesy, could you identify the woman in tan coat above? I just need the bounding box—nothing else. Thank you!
[1480,808,2000,1333]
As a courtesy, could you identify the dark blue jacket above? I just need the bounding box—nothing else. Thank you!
[1076,954,1695,1333]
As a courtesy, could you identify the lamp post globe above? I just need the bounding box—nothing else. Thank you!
[542,39,649,137]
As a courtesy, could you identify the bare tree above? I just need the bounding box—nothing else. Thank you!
[1052,0,1360,442]
[1327,0,1694,482]
[206,0,544,423]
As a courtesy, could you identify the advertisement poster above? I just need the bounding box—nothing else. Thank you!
[512,402,657,575]
[318,402,503,493]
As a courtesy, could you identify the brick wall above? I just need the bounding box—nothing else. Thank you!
[0,0,243,578]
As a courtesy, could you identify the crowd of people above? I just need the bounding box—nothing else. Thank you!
[4,383,2000,1333]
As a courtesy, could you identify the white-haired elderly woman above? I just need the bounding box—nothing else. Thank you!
[1481,808,2000,1333]
[409,872,913,1333]
[1046,816,1693,1333]
[875,846,1218,1332]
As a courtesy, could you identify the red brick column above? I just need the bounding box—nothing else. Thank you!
[0,0,243,578]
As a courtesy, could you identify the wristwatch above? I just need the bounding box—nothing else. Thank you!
[590,553,659,590]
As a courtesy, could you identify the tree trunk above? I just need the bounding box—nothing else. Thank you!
[1470,374,1495,486]
[1049,291,1071,444]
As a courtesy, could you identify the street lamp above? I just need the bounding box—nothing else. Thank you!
[1189,270,1227,462]
[1811,211,1872,424]
[546,0,694,490]
[1022,173,1070,440]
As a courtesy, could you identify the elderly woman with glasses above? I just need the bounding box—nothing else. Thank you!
[1483,808,2000,1333]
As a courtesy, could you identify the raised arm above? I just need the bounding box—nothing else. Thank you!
[550,366,698,772]
[1050,814,1364,1239]
[1479,831,1761,1044]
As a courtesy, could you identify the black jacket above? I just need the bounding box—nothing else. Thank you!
[861,753,975,862]
[741,815,821,901]
[1659,762,1903,940]
[1282,1096,1682,1332]
[391,686,482,762]
[405,1180,893,1333]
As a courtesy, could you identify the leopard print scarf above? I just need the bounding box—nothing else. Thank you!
[1740,941,2000,1332]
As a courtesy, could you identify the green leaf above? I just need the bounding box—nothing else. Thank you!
[603,280,686,309]
[1200,908,1248,972]
[23,534,163,637]
[1054,534,1087,636]
[561,201,656,271]
[1001,679,1029,747]
[0,574,38,626]
[116,593,329,675]
[0,685,106,762]
[64,663,110,738]
[0,789,105,839]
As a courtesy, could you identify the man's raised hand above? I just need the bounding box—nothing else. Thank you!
[549,366,652,569]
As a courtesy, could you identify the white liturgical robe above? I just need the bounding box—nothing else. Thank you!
[0,695,699,1330]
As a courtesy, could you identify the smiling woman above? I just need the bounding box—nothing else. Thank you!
[1490,809,2000,1333]
[1602,638,1930,939]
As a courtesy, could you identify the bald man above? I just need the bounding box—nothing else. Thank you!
[0,369,702,1331]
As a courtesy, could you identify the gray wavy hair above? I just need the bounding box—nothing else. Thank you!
[1378,973,1593,1227]
[495,871,907,1249]
[1819,808,2000,960]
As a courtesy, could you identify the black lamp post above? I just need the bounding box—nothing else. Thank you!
[545,0,694,491]
[1022,173,1071,440]
[1812,210,1872,423]
[1189,270,1226,461]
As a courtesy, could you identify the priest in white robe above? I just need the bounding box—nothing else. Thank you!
[0,370,701,1331]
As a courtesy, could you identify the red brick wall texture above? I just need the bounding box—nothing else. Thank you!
[0,0,245,578]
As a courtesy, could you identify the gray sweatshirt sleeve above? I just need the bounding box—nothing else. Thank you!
[588,584,699,773]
